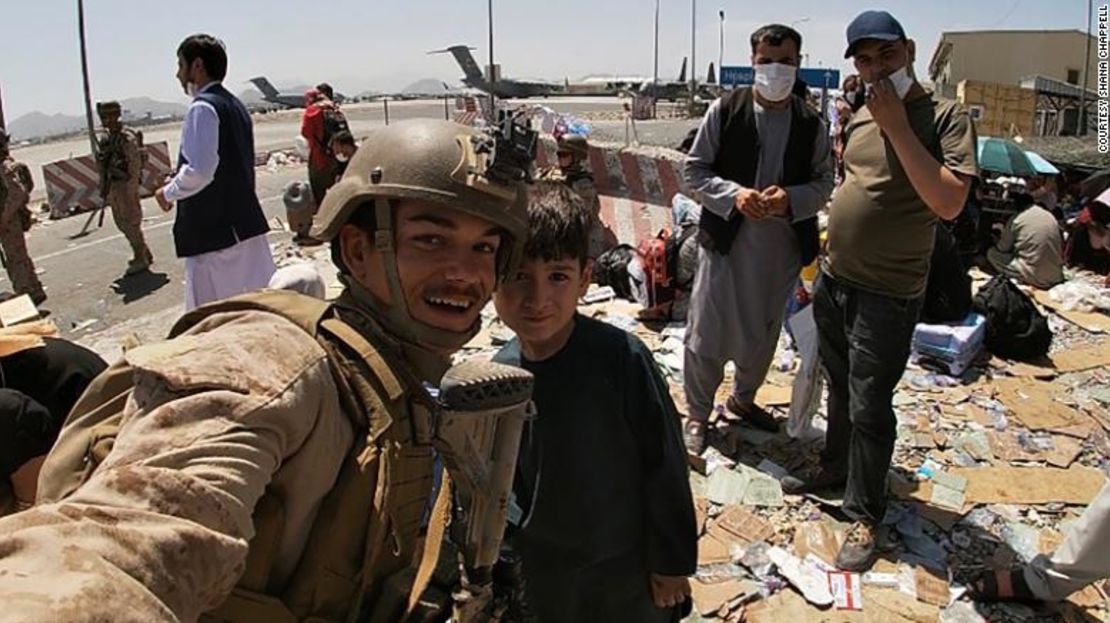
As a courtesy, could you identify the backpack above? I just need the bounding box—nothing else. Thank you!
[320,107,350,155]
[633,226,699,315]
[594,244,637,300]
[971,275,1053,361]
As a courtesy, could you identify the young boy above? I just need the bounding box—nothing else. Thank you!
[493,181,697,622]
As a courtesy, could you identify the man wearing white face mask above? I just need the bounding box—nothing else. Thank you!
[800,10,978,572]
[156,34,276,311]
[682,24,833,454]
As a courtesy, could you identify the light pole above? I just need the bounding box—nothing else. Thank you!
[718,10,725,84]
[487,0,496,116]
[653,0,660,117]
[1080,0,1092,135]
[689,0,697,110]
[77,0,98,156]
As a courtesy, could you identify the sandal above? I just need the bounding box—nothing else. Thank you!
[968,569,1041,605]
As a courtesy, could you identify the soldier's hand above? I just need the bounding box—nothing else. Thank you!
[155,187,173,212]
[650,574,691,609]
[734,187,767,220]
[761,185,790,217]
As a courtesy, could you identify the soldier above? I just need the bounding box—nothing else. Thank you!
[539,133,607,258]
[96,101,153,275]
[0,119,533,621]
[0,128,45,304]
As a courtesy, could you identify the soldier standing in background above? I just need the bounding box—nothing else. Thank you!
[96,101,153,275]
[539,133,607,258]
[0,128,45,304]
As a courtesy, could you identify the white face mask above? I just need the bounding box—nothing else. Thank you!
[880,65,914,99]
[185,82,198,97]
[753,63,797,102]
[336,153,349,163]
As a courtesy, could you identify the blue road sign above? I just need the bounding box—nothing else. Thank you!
[720,66,842,89]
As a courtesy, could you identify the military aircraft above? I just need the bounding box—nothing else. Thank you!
[638,58,719,101]
[247,77,346,108]
[430,45,564,99]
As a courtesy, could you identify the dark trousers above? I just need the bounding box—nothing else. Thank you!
[521,551,679,623]
[308,164,338,207]
[814,272,922,525]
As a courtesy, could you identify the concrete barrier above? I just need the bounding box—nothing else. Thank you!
[42,141,173,219]
[536,136,688,247]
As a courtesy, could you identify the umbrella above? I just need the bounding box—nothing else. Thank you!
[977,137,1036,176]
[1079,168,1110,200]
[1023,150,1060,176]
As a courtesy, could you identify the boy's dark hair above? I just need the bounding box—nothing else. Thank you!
[524,181,592,267]
[332,130,356,146]
[750,24,803,55]
[316,83,334,99]
[177,34,228,80]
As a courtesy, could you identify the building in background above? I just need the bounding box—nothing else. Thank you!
[929,30,1097,137]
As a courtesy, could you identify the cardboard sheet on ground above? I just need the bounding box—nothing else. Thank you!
[697,533,733,565]
[689,578,750,617]
[755,383,793,407]
[901,466,1105,507]
[992,378,1094,431]
[1033,289,1110,333]
[715,505,774,543]
[746,584,940,623]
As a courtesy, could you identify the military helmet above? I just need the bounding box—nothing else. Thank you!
[556,133,589,160]
[312,118,530,274]
[96,101,121,117]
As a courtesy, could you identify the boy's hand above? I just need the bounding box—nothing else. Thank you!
[650,573,691,609]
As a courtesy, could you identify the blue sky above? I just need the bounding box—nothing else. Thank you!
[0,0,1089,120]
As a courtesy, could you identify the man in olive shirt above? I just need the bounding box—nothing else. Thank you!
[787,10,978,571]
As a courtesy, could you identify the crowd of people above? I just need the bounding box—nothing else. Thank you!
[0,11,1108,623]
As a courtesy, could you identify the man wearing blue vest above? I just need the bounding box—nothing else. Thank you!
[155,34,275,310]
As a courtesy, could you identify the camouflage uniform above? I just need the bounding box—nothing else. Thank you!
[0,131,45,303]
[96,102,152,274]
[540,134,607,258]
[0,119,532,622]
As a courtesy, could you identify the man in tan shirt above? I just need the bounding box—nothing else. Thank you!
[987,192,1064,289]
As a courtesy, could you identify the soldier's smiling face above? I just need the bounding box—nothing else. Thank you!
[340,199,504,337]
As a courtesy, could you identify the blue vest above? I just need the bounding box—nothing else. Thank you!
[174,83,269,257]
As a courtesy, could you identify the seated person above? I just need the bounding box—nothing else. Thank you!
[987,192,1064,289]
[922,224,972,324]
[1065,197,1110,277]
[1,336,108,423]
[493,181,697,622]
[0,389,60,516]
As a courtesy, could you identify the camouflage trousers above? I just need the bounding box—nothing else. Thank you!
[0,212,44,298]
[107,184,150,261]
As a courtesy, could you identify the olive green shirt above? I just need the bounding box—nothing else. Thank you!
[827,91,978,298]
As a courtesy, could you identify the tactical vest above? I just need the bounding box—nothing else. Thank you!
[36,290,441,622]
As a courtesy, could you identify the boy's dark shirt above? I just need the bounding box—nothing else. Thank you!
[493,314,696,577]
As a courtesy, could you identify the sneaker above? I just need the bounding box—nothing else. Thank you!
[836,522,879,572]
[781,467,847,495]
[725,395,780,433]
[683,419,707,455]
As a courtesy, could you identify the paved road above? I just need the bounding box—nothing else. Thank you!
[12,97,634,200]
[2,164,306,340]
[3,96,696,344]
